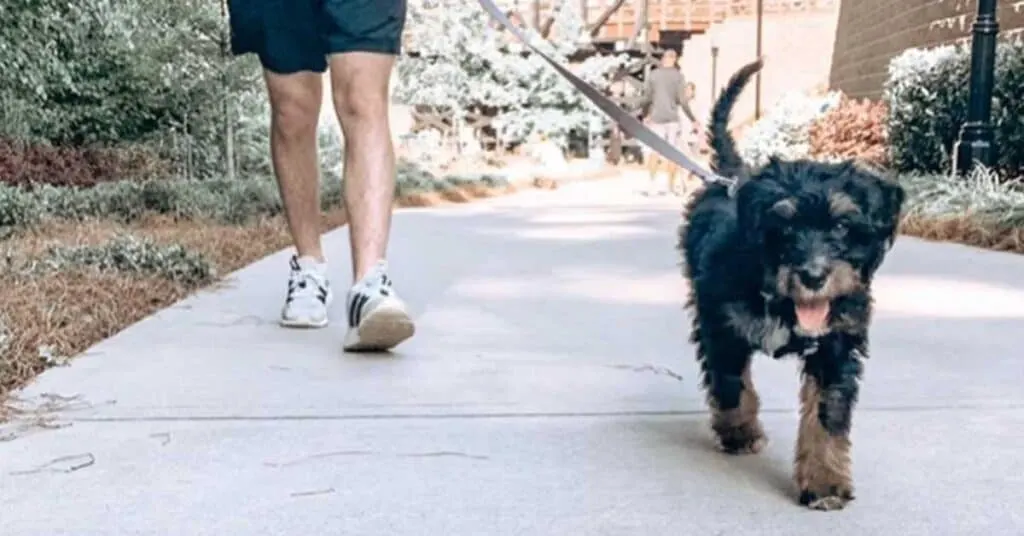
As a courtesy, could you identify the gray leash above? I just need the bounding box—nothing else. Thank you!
[474,0,736,188]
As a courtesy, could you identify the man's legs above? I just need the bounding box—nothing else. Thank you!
[225,0,335,328]
[645,151,662,193]
[330,53,396,283]
[667,121,684,194]
[324,0,414,352]
[265,71,335,328]
[265,72,324,263]
[645,122,666,195]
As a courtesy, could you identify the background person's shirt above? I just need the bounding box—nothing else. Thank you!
[642,66,698,125]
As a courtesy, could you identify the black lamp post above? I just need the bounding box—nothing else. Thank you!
[953,0,999,175]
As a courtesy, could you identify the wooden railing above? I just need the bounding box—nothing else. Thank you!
[415,0,841,46]
[588,0,840,40]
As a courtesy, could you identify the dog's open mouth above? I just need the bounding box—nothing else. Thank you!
[794,299,830,333]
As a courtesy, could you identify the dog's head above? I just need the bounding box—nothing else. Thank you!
[734,158,904,335]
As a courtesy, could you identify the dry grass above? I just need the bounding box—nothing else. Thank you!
[1,272,192,395]
[0,212,334,397]
[900,214,1024,254]
[0,182,527,400]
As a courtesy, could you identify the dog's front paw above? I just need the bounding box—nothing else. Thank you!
[798,485,855,511]
[713,420,768,455]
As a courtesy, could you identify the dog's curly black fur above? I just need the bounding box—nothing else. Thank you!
[677,59,905,511]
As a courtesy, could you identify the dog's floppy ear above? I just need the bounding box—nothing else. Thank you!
[735,159,790,248]
[865,170,905,250]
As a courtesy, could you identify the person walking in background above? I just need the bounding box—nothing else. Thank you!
[639,47,702,197]
[679,81,707,188]
[226,0,415,352]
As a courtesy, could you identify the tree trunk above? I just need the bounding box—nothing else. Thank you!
[184,110,193,180]
[223,91,235,180]
[221,0,236,180]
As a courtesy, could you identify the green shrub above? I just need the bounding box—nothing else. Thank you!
[0,186,41,231]
[738,91,841,166]
[40,235,215,286]
[0,0,269,178]
[884,41,1024,177]
[899,165,1024,228]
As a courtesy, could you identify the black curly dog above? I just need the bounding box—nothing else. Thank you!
[678,59,905,511]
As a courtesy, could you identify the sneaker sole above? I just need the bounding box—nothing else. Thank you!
[343,302,415,352]
[279,316,330,329]
[279,291,333,329]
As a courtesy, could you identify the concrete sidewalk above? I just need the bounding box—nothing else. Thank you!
[2,179,1023,535]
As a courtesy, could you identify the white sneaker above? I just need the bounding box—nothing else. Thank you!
[342,260,415,352]
[280,255,333,329]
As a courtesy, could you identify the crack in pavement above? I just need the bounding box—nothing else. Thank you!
[265,449,489,468]
[8,453,95,476]
[608,363,684,381]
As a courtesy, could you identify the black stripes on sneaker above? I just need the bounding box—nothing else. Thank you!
[347,292,370,328]
[286,256,329,305]
[347,270,395,327]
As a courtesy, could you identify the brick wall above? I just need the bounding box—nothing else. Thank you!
[829,0,1024,100]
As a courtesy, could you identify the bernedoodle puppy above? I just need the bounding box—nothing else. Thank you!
[677,59,905,511]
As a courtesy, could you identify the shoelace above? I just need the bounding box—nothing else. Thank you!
[289,270,326,301]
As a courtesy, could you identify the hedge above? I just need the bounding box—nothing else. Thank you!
[884,40,1024,177]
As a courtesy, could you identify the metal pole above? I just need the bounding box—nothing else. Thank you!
[953,0,999,175]
[754,0,763,119]
[711,45,719,99]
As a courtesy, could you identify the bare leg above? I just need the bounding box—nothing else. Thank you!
[329,52,396,283]
[264,70,325,261]
[667,163,680,195]
[330,51,414,351]
[646,153,662,194]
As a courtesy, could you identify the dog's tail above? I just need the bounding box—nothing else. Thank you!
[706,58,764,177]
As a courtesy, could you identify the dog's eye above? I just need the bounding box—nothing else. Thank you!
[834,222,848,236]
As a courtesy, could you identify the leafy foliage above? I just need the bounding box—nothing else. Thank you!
[0,0,267,178]
[738,91,841,166]
[884,40,1024,177]
[393,0,626,148]
[899,166,1024,228]
[39,235,216,286]
[0,138,168,187]
[808,95,889,168]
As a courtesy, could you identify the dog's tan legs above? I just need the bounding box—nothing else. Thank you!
[709,363,766,454]
[794,374,856,511]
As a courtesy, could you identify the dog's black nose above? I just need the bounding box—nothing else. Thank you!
[796,268,829,290]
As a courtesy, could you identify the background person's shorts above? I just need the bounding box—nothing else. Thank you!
[227,0,407,75]
[643,121,683,157]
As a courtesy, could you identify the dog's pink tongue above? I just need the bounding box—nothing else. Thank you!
[795,302,830,332]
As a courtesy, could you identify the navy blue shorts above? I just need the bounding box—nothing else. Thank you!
[227,0,407,74]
